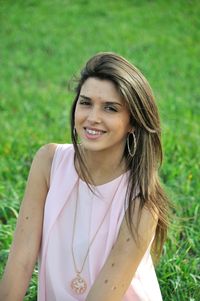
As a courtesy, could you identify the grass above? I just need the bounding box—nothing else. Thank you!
[0,0,199,300]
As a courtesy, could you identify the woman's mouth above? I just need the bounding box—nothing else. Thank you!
[84,127,106,139]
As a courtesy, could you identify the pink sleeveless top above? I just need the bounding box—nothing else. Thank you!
[38,144,162,301]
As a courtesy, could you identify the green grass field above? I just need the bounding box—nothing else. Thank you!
[0,1,199,300]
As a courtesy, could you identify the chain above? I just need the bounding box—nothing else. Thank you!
[71,176,124,275]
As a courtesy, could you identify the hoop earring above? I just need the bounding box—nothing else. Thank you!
[127,131,136,157]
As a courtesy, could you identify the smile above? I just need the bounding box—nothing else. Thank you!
[84,127,106,137]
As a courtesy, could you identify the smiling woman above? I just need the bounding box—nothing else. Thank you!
[0,52,170,301]
[74,78,131,157]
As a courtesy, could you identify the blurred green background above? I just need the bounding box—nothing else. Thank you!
[0,0,199,300]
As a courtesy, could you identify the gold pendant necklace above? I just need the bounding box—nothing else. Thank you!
[71,273,87,295]
[70,176,124,295]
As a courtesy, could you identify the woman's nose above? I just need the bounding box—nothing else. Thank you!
[87,107,101,123]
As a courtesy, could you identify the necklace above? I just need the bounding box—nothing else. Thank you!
[70,175,124,295]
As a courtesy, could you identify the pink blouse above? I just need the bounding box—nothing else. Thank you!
[38,144,162,301]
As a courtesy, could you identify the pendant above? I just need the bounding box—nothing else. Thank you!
[71,273,87,295]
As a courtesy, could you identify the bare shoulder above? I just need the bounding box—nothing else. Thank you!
[34,143,58,164]
[33,143,58,188]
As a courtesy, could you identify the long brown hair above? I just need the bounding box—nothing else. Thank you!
[70,52,170,259]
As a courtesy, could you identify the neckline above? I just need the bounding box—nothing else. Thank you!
[73,148,129,188]
[79,171,128,189]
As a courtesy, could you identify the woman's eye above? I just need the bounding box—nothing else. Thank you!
[79,100,90,106]
[105,105,118,112]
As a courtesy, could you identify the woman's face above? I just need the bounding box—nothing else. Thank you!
[74,77,131,156]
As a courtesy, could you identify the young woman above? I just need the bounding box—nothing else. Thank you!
[0,52,170,301]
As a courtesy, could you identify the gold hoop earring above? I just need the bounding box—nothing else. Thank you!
[127,132,136,157]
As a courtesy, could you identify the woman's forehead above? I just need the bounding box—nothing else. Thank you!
[80,77,125,104]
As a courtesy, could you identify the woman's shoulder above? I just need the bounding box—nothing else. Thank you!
[32,143,59,188]
[35,143,58,164]
[35,143,73,162]
[34,143,74,187]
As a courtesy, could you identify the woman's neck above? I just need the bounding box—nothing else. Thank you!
[76,146,127,186]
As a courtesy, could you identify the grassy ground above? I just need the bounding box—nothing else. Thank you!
[0,0,199,300]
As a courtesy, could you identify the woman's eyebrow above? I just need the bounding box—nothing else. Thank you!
[104,101,122,107]
[79,94,122,106]
[79,95,91,100]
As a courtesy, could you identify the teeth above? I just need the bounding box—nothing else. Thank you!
[86,128,102,135]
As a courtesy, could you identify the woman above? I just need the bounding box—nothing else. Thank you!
[0,52,169,301]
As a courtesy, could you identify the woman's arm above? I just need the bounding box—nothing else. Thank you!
[86,199,158,301]
[0,143,57,301]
